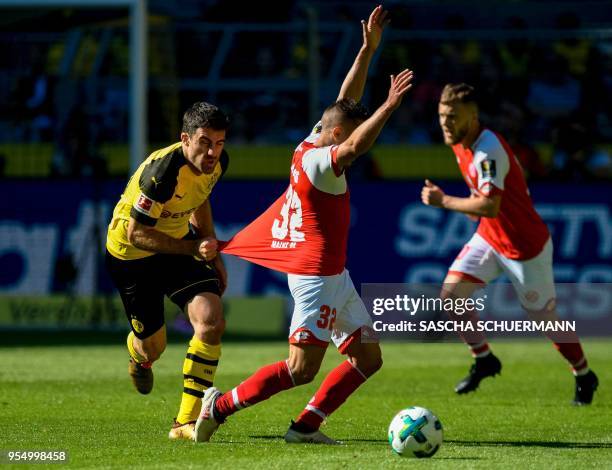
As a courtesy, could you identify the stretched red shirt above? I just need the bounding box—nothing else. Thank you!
[221,130,350,275]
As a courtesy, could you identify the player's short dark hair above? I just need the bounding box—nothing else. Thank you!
[321,98,370,129]
[440,83,478,107]
[182,102,230,135]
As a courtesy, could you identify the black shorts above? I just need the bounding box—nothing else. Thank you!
[106,251,221,339]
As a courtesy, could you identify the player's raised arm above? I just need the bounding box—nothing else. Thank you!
[337,4,389,102]
[336,68,413,170]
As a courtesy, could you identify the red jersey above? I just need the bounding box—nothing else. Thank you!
[452,128,550,260]
[220,130,350,275]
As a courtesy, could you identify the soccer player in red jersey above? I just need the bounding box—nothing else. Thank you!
[193,5,414,443]
[421,83,598,405]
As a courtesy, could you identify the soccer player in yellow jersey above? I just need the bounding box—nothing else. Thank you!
[105,102,230,441]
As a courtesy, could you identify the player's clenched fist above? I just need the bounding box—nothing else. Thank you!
[421,179,445,208]
[197,237,218,261]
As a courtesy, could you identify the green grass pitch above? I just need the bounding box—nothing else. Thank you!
[1,339,610,469]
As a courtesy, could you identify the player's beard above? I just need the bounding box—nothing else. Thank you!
[188,152,217,174]
[444,125,469,146]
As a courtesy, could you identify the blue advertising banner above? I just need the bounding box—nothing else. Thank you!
[0,180,610,298]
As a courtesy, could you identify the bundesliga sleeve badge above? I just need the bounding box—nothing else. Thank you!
[136,194,154,214]
[480,160,496,179]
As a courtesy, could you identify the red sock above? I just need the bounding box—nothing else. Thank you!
[214,360,295,419]
[554,342,588,374]
[469,341,491,358]
[294,360,367,431]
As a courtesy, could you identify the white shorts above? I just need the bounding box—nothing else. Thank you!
[287,269,376,352]
[448,233,555,311]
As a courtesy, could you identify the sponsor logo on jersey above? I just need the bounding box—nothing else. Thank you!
[160,207,198,219]
[481,160,496,178]
[136,194,153,213]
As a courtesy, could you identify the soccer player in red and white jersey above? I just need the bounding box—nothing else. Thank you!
[421,83,598,405]
[193,6,414,443]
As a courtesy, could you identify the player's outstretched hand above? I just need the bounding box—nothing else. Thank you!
[197,237,218,261]
[362,4,390,52]
[385,69,414,110]
[421,179,445,208]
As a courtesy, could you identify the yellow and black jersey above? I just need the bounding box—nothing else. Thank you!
[106,142,229,260]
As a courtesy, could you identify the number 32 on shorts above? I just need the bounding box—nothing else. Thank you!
[317,305,337,330]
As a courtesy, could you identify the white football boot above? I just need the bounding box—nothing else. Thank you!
[194,387,223,442]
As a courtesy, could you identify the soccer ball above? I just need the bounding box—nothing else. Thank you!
[387,406,443,458]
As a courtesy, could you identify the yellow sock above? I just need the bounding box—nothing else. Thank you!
[176,337,221,424]
[127,331,147,363]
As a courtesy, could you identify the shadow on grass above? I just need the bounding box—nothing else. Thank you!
[250,436,388,446]
[249,436,284,441]
[0,329,284,347]
[248,436,483,460]
[448,439,612,449]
